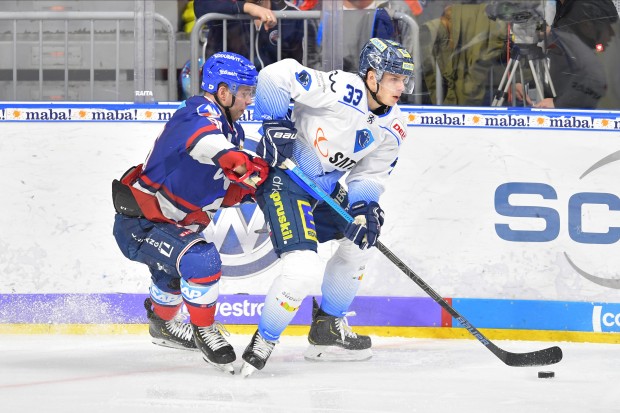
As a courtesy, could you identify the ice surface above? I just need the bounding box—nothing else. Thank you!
[1,333,618,413]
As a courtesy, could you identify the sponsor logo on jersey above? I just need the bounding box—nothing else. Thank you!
[391,118,407,140]
[297,200,317,242]
[329,152,357,170]
[353,129,374,153]
[279,300,300,312]
[367,114,376,124]
[328,72,337,93]
[277,291,301,312]
[295,70,312,91]
[269,191,294,242]
[313,127,329,157]
[131,233,175,258]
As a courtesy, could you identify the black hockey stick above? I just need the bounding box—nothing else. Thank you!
[282,159,563,367]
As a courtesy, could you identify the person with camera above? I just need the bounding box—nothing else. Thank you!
[515,0,618,109]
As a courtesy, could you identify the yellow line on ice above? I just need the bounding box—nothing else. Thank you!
[1,324,618,344]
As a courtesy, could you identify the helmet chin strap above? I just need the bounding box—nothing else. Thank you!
[364,74,388,111]
[215,92,236,126]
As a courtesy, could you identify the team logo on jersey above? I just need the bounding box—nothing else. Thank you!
[354,129,375,153]
[203,204,278,278]
[391,118,407,140]
[197,102,219,117]
[313,127,329,157]
[295,70,312,91]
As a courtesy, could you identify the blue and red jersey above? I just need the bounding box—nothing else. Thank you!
[122,95,249,231]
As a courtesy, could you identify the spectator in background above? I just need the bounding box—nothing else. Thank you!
[194,0,319,70]
[339,1,398,73]
[517,0,619,109]
[181,0,196,33]
[419,3,507,106]
[254,0,320,70]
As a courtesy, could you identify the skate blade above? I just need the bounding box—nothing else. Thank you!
[151,338,198,352]
[201,356,235,375]
[240,361,259,378]
[304,345,373,361]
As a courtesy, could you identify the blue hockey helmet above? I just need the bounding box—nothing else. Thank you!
[358,38,415,94]
[201,52,258,96]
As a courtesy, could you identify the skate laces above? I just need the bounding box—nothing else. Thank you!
[164,313,194,342]
[335,311,358,342]
[251,333,277,360]
[198,322,231,351]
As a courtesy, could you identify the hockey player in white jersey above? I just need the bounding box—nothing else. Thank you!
[240,38,414,377]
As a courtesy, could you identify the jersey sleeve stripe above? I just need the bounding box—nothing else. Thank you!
[185,124,218,151]
[137,174,161,193]
[160,184,200,212]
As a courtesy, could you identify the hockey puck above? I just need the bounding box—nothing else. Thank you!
[538,371,555,379]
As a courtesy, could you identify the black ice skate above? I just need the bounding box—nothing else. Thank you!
[192,323,236,374]
[240,330,277,378]
[304,297,372,361]
[144,298,197,351]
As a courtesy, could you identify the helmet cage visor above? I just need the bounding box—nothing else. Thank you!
[364,41,415,94]
[374,68,415,94]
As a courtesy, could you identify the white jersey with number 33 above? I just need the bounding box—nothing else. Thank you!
[253,58,408,205]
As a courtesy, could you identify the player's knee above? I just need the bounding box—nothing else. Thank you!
[334,238,372,263]
[179,242,222,306]
[279,249,323,295]
[178,241,221,282]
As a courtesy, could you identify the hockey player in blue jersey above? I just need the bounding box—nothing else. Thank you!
[112,52,269,374]
[240,38,415,377]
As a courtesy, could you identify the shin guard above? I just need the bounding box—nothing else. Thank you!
[181,275,220,327]
[258,250,323,341]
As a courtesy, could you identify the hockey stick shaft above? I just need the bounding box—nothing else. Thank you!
[282,159,562,367]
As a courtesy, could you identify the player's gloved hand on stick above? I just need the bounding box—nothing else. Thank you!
[344,201,385,250]
[215,149,269,189]
[256,119,297,167]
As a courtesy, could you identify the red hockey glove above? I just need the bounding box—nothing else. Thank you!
[215,149,269,189]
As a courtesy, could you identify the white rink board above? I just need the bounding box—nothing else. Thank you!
[380,126,620,302]
[1,121,618,302]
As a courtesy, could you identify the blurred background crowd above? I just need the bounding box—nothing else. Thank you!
[1,0,618,109]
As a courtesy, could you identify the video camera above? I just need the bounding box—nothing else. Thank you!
[485,0,546,45]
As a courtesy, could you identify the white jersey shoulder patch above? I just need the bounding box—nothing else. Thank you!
[390,117,407,141]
